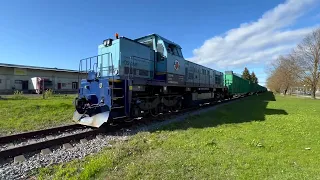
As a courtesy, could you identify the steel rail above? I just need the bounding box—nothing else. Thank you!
[0,124,84,144]
[0,129,100,159]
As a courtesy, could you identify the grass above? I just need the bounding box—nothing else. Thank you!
[36,92,320,179]
[0,94,76,135]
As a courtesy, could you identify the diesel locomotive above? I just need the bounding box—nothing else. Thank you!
[73,33,265,128]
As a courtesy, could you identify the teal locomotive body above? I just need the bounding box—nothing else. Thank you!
[73,34,263,127]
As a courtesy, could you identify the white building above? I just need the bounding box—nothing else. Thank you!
[0,63,86,94]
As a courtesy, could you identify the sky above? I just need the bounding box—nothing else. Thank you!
[0,0,319,86]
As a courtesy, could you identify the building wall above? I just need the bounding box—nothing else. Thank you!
[0,66,85,94]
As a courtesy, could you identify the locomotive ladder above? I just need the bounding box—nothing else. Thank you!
[107,53,127,120]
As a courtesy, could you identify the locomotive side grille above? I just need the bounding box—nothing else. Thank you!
[124,67,151,77]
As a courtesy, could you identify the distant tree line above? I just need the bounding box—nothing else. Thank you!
[266,28,320,99]
[241,67,258,84]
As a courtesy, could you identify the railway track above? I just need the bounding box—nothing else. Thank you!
[0,124,83,144]
[0,129,100,159]
[0,124,99,160]
[0,94,248,161]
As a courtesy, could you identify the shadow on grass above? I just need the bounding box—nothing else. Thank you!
[159,91,287,131]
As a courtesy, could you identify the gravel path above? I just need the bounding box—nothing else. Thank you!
[0,128,92,151]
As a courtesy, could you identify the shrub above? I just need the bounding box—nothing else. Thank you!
[12,90,27,100]
[44,89,53,99]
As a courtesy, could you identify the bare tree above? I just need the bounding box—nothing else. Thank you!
[266,69,281,93]
[266,54,300,95]
[294,28,320,99]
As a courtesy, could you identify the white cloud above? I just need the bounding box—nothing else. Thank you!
[189,0,319,72]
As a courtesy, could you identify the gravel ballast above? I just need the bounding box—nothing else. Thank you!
[0,134,129,180]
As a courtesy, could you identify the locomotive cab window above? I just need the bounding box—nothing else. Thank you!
[166,43,182,57]
[177,48,183,58]
[156,43,165,61]
[140,39,154,49]
[157,43,164,54]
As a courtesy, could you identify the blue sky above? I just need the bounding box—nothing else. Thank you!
[0,0,319,86]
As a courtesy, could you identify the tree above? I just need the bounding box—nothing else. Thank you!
[251,72,258,84]
[266,55,300,95]
[266,71,281,93]
[293,28,320,99]
[242,67,251,81]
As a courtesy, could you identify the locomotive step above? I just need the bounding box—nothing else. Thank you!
[112,96,124,100]
[111,106,124,109]
[113,115,127,120]
[109,86,122,90]
[108,79,122,83]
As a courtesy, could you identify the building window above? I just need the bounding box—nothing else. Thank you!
[15,80,22,84]
[72,82,78,89]
[62,83,66,87]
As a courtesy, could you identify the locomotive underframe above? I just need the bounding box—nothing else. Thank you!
[111,81,229,122]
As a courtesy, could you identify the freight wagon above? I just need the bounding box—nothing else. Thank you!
[224,71,266,97]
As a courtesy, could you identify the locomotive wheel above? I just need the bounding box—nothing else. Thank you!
[151,106,159,117]
[176,101,182,110]
[131,106,140,118]
[158,104,165,114]
[172,101,182,112]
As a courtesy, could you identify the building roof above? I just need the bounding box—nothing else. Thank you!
[0,63,82,73]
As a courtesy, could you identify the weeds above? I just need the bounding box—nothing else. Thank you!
[44,89,53,99]
[12,90,28,100]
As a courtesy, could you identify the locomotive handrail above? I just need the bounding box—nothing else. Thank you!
[77,53,113,87]
[111,53,114,106]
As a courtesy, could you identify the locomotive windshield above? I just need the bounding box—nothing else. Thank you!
[140,39,153,49]
[165,43,183,58]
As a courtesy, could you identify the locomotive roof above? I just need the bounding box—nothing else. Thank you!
[135,33,182,49]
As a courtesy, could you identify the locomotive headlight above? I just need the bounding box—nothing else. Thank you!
[99,83,103,88]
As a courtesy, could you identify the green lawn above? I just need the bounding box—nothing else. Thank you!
[0,95,76,135]
[37,92,320,179]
